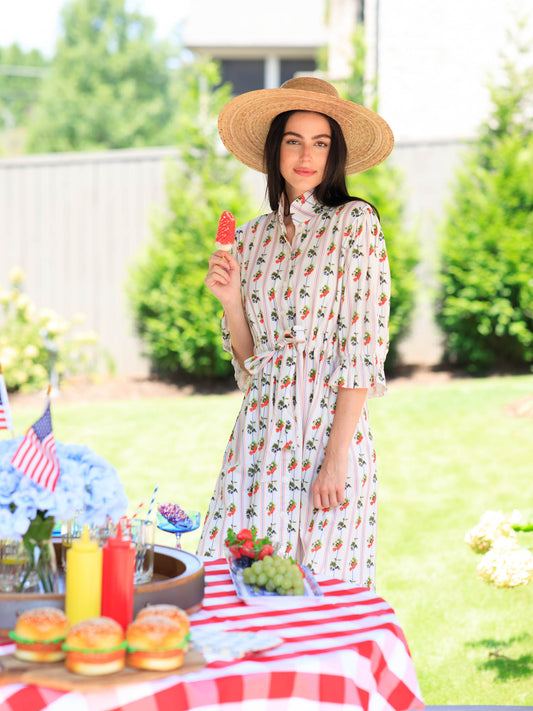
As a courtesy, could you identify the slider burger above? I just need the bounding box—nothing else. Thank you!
[10,607,69,662]
[126,614,187,671]
[136,604,190,647]
[63,617,126,676]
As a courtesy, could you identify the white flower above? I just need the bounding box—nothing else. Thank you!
[23,345,40,359]
[8,267,25,285]
[0,288,11,304]
[15,293,31,311]
[477,537,533,587]
[464,510,520,553]
[0,346,18,368]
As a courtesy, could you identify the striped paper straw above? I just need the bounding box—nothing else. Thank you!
[131,501,145,519]
[146,483,159,520]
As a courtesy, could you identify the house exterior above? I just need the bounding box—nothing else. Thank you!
[181,0,328,93]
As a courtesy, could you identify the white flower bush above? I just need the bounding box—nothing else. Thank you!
[476,537,533,588]
[465,510,533,587]
[0,268,102,392]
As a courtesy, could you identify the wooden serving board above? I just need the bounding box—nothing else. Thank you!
[0,648,206,691]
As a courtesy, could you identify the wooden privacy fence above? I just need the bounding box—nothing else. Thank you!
[0,146,179,376]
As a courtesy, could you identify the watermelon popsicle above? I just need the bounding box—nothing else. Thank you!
[215,210,236,252]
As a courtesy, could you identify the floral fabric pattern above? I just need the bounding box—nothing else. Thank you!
[197,190,390,588]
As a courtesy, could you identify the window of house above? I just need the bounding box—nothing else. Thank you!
[280,59,317,85]
[220,57,318,95]
[219,60,264,95]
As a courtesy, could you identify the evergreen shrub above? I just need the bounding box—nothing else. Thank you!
[437,31,533,373]
[127,62,254,380]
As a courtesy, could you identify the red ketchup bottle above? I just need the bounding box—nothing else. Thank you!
[101,522,135,630]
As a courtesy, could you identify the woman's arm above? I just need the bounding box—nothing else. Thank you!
[312,386,368,509]
[205,250,254,371]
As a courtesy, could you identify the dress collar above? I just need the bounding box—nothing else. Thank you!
[277,190,325,227]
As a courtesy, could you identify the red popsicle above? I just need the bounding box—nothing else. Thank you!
[215,211,236,251]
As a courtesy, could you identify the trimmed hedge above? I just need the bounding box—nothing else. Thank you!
[437,40,533,373]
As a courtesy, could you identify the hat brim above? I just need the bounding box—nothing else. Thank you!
[218,87,394,175]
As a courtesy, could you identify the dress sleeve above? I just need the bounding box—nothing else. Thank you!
[328,203,391,398]
[221,312,252,393]
[220,224,253,394]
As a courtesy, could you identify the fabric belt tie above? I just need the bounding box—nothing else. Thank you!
[244,327,306,459]
[244,326,306,376]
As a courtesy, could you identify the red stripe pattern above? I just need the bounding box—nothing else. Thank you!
[10,399,60,491]
[0,558,424,711]
[0,374,13,431]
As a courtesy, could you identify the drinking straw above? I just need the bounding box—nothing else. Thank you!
[146,483,159,520]
[131,501,145,519]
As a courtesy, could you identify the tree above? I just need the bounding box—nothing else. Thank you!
[26,0,176,152]
[127,60,254,380]
[436,22,533,373]
[0,44,46,154]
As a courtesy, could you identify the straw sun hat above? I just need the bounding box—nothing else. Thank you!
[217,76,394,175]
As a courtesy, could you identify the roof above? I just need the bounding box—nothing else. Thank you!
[182,0,327,52]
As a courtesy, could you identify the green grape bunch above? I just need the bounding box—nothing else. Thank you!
[242,555,306,596]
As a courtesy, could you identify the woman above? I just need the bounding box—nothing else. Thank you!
[197,77,394,587]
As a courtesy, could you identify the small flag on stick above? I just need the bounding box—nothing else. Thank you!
[0,364,13,433]
[11,388,60,491]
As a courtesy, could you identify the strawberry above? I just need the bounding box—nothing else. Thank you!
[257,544,274,560]
[236,528,253,542]
[240,540,256,558]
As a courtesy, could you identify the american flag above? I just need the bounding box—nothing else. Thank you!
[11,397,60,491]
[0,371,13,432]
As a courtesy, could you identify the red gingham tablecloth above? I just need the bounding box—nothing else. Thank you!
[0,558,424,711]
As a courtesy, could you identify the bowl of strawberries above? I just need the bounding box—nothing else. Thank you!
[224,526,280,569]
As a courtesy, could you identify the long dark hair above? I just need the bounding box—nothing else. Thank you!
[264,110,375,215]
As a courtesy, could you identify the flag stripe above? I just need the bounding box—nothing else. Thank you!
[0,373,13,431]
[10,398,60,491]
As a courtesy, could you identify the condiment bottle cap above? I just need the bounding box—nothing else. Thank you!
[106,521,133,549]
[71,525,99,552]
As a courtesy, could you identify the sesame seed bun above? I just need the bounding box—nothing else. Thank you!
[64,617,126,676]
[126,614,187,671]
[12,607,69,662]
[136,604,190,635]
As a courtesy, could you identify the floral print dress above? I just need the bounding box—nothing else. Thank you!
[197,190,390,588]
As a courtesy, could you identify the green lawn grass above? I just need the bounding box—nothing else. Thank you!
[9,373,533,705]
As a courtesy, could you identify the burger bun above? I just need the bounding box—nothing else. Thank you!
[12,607,69,662]
[136,604,189,633]
[126,614,187,671]
[64,617,126,676]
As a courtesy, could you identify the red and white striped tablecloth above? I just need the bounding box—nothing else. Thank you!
[0,558,424,711]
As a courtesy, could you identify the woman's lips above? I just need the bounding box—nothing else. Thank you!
[294,168,316,176]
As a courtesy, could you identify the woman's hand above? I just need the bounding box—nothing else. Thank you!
[312,387,368,510]
[205,249,255,370]
[312,449,348,510]
[204,250,241,309]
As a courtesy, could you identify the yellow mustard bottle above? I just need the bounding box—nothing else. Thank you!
[65,525,103,625]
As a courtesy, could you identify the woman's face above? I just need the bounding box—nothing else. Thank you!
[279,111,331,204]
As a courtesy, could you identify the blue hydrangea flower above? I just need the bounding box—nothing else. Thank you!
[0,437,128,540]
